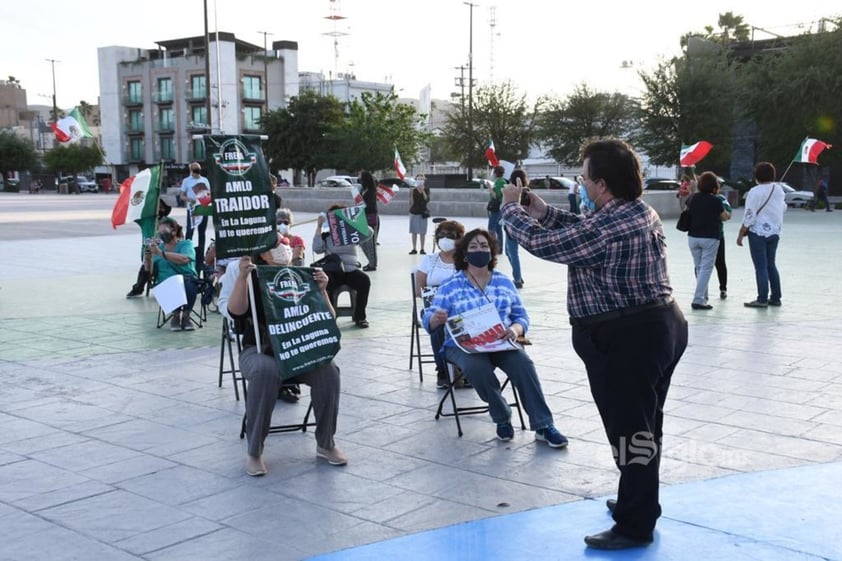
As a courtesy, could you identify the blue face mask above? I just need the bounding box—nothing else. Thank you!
[579,188,595,214]
[465,251,492,268]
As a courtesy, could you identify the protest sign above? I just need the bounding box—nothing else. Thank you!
[327,206,372,247]
[445,302,522,354]
[255,266,341,379]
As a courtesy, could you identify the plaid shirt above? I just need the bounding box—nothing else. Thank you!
[422,270,529,349]
[502,198,673,319]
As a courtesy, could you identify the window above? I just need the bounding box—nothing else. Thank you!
[160,136,175,160]
[156,77,173,102]
[159,107,174,131]
[243,106,262,130]
[128,110,143,133]
[130,138,144,161]
[242,75,262,100]
[190,75,206,99]
[127,81,142,104]
[192,138,205,160]
[191,105,207,128]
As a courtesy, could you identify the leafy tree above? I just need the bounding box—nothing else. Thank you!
[78,101,99,126]
[538,83,636,166]
[42,143,103,177]
[327,91,431,174]
[441,82,541,170]
[705,12,751,43]
[261,91,346,186]
[0,131,38,189]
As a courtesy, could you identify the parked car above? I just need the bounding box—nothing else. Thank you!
[529,176,577,191]
[644,178,680,191]
[740,183,814,208]
[58,175,98,193]
[317,176,356,188]
[378,177,410,189]
[454,178,493,189]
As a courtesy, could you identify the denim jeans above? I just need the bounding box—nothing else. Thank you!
[688,237,719,305]
[747,232,781,303]
[504,231,522,283]
[444,345,554,430]
[487,211,503,253]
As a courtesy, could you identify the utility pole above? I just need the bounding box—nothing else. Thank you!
[464,2,477,180]
[258,31,273,111]
[45,58,59,122]
[203,0,212,134]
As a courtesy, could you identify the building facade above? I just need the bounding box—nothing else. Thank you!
[98,33,298,182]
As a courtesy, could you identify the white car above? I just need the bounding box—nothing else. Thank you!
[741,182,814,208]
[318,175,359,188]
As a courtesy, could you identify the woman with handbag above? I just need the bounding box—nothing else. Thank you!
[408,175,430,254]
[685,172,730,310]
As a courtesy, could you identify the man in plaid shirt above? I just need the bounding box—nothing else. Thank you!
[502,139,688,551]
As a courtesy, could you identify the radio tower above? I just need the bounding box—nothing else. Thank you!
[489,6,499,82]
[323,0,349,82]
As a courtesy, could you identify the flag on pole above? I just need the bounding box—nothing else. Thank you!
[793,138,832,164]
[394,147,407,180]
[486,140,500,167]
[50,107,94,144]
[350,184,364,206]
[111,166,162,230]
[679,141,713,166]
[376,182,399,204]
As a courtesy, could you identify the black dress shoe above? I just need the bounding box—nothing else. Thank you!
[362,265,376,271]
[584,529,652,550]
[606,499,616,513]
[691,303,713,310]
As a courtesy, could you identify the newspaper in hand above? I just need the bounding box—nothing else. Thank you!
[421,285,438,309]
[444,302,523,354]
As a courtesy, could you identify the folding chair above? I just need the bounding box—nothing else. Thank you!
[218,318,245,400]
[435,363,526,437]
[409,272,437,383]
[154,276,207,329]
[239,388,316,438]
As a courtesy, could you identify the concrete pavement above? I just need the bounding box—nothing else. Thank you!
[1,192,841,560]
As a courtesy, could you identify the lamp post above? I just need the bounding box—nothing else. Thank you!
[45,58,59,122]
[258,31,272,111]
[464,2,477,180]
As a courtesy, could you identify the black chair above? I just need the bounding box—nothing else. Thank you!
[240,390,315,438]
[330,284,357,318]
[218,318,245,401]
[435,363,526,438]
[409,272,437,383]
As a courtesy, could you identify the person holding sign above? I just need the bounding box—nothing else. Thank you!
[218,242,347,477]
[422,228,568,447]
[145,216,200,331]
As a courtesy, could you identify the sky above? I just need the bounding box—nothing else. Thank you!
[1,0,838,112]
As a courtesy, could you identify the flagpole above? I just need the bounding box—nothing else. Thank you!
[780,136,807,184]
[246,274,262,351]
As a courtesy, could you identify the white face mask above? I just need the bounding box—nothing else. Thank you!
[278,223,290,235]
[269,245,290,265]
[437,238,456,252]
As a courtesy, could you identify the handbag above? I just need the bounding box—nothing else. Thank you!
[676,209,691,232]
[310,253,345,274]
[486,198,501,212]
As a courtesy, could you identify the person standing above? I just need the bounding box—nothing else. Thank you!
[179,162,211,265]
[814,177,832,212]
[685,172,730,310]
[502,139,688,550]
[487,165,505,253]
[714,182,732,299]
[569,176,582,214]
[359,171,379,271]
[737,162,786,308]
[408,175,430,255]
[505,169,527,288]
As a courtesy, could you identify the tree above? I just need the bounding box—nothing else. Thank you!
[327,91,431,174]
[441,82,541,170]
[78,100,99,126]
[537,83,636,166]
[0,131,38,190]
[704,12,751,43]
[42,143,103,178]
[261,91,346,186]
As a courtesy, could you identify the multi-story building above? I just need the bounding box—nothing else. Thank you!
[298,71,392,104]
[98,33,299,182]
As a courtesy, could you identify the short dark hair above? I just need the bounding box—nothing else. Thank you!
[754,162,776,183]
[696,171,719,194]
[493,165,505,178]
[453,228,498,271]
[581,139,643,201]
[158,216,184,239]
[434,220,465,241]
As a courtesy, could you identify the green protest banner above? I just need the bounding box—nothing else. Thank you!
[203,135,277,259]
[255,265,341,380]
[327,205,372,247]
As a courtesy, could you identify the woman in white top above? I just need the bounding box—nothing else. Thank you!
[414,220,465,388]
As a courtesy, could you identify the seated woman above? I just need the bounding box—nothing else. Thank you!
[423,228,568,447]
[218,235,346,476]
[312,204,372,328]
[145,216,200,331]
[414,220,465,388]
[277,207,306,266]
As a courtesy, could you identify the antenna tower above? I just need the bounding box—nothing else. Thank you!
[489,6,499,82]
[322,0,349,80]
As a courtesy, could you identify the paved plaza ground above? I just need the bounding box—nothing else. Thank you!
[1,192,841,560]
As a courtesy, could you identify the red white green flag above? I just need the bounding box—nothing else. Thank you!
[394,147,407,180]
[50,107,94,144]
[485,139,500,167]
[679,141,713,166]
[111,166,162,230]
[376,182,399,204]
[794,138,832,164]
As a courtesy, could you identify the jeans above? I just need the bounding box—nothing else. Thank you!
[688,237,719,305]
[487,211,503,253]
[504,231,522,283]
[747,232,781,303]
[444,345,554,430]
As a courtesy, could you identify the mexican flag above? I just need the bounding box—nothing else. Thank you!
[485,139,500,167]
[50,107,94,144]
[794,138,832,164]
[376,182,399,204]
[394,147,407,180]
[679,141,713,166]
[111,166,162,233]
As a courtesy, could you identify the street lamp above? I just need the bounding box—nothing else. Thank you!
[464,2,477,180]
[258,30,273,110]
[45,58,60,122]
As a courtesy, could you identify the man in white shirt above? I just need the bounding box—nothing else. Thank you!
[179,162,211,265]
[737,161,786,308]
